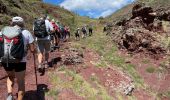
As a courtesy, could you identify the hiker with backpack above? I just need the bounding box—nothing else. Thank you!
[59,24,65,41]
[33,16,54,75]
[88,25,93,36]
[0,16,35,100]
[51,19,60,49]
[81,26,87,38]
[55,20,62,47]
[75,27,81,41]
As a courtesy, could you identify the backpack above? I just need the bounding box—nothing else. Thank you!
[82,27,86,32]
[60,26,65,33]
[0,26,25,64]
[51,22,60,32]
[34,19,48,38]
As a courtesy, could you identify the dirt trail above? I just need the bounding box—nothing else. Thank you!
[0,42,90,100]
[0,34,170,100]
[0,52,55,100]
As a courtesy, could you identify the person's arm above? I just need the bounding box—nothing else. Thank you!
[29,42,35,53]
[27,31,35,53]
[45,20,54,33]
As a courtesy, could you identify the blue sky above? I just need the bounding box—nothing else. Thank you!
[43,0,135,18]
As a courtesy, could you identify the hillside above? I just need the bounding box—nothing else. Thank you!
[107,0,170,23]
[101,0,170,99]
[104,0,170,56]
[0,0,95,32]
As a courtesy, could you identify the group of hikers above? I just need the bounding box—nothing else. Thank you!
[75,25,93,40]
[0,15,72,100]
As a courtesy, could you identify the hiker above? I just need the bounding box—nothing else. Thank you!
[75,28,80,40]
[64,25,71,40]
[103,25,107,32]
[81,26,87,38]
[66,26,71,38]
[0,16,35,100]
[0,3,7,14]
[58,24,65,41]
[51,19,60,48]
[33,16,54,74]
[88,25,93,36]
[55,20,62,47]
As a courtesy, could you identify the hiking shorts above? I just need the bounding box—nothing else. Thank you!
[36,40,51,54]
[75,33,80,37]
[2,62,26,72]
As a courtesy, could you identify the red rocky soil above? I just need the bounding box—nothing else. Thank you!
[119,50,170,100]
[0,41,170,100]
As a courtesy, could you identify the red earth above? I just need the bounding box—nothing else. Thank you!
[0,41,170,100]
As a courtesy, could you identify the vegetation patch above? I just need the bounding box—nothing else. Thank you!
[48,69,112,99]
[142,59,150,64]
[146,66,155,73]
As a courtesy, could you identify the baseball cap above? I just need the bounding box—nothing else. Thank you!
[12,16,24,23]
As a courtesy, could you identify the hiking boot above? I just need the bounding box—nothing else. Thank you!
[50,47,54,52]
[38,64,45,75]
[6,94,13,100]
[44,61,49,69]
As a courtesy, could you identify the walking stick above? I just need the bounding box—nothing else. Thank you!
[33,53,38,91]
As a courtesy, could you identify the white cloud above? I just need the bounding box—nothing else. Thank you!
[60,0,134,18]
[99,9,114,18]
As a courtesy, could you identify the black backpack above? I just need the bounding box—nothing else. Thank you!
[0,26,25,64]
[82,27,86,32]
[34,19,48,38]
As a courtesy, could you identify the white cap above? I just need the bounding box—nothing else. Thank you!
[40,17,43,20]
[52,19,55,22]
[12,16,24,23]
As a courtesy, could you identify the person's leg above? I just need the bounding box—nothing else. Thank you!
[90,30,93,36]
[54,32,58,46]
[3,64,14,93]
[37,53,43,65]
[45,44,50,61]
[15,63,26,100]
[57,32,61,46]
[15,71,25,100]
[44,40,51,68]
[68,32,70,38]
[63,32,66,41]
[81,32,84,38]
[36,40,45,69]
[6,71,15,95]
[2,63,15,99]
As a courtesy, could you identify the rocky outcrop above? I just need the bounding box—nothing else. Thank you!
[112,3,167,58]
[62,48,84,65]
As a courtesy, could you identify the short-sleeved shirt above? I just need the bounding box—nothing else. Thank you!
[0,28,34,62]
[21,29,34,62]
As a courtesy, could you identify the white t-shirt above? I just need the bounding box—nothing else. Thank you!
[21,30,34,62]
[0,29,34,62]
[35,19,54,40]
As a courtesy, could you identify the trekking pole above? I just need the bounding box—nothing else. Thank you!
[33,53,38,91]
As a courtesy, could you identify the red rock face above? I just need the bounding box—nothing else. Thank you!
[112,4,168,59]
